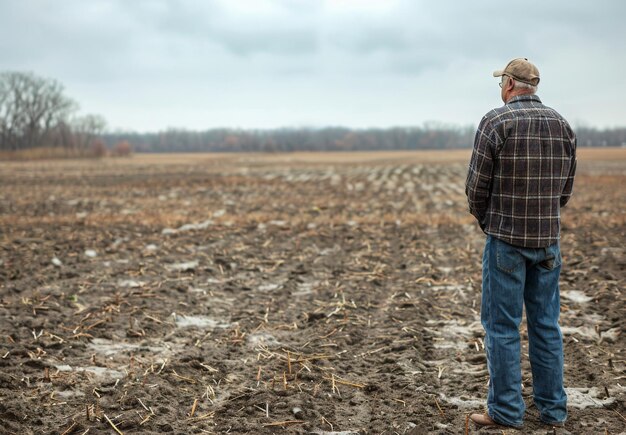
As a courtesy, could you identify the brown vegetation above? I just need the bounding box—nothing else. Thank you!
[112,140,133,157]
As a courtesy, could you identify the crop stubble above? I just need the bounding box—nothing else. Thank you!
[0,149,624,434]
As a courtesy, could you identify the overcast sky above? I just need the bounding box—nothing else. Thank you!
[1,0,624,132]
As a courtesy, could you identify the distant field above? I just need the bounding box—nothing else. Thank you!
[2,146,624,168]
[103,146,626,164]
[142,146,626,164]
[0,148,624,434]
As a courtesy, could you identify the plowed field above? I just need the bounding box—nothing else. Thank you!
[1,149,624,434]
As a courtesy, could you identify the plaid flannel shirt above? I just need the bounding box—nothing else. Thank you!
[465,94,577,248]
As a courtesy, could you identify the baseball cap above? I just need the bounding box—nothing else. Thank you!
[493,58,540,86]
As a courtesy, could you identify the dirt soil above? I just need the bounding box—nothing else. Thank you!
[0,150,624,435]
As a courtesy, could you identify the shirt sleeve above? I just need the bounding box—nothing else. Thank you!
[560,129,577,207]
[465,115,496,225]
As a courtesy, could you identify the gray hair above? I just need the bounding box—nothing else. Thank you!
[512,78,537,93]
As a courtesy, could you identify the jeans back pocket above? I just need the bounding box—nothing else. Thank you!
[539,243,562,271]
[494,237,525,274]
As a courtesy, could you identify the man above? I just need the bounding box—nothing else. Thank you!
[465,58,576,428]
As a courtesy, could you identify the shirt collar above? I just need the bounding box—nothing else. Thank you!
[506,94,542,105]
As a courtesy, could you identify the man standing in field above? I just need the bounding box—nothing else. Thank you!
[465,58,576,428]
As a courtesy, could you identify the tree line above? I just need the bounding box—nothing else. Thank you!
[103,125,477,153]
[104,125,626,153]
[3,71,625,155]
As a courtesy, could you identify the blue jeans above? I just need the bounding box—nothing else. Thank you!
[481,235,567,427]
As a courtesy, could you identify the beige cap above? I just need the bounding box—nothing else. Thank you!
[493,57,540,86]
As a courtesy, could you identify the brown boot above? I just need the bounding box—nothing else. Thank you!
[470,413,523,429]
[470,413,499,427]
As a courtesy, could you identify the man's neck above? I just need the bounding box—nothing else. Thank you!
[506,90,535,103]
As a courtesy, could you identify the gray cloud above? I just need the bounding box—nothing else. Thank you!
[0,0,624,130]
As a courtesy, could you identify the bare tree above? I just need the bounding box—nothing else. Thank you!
[0,71,77,151]
[71,114,107,151]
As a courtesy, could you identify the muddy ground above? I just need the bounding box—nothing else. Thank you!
[0,150,624,434]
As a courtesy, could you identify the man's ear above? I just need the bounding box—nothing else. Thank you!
[506,76,515,90]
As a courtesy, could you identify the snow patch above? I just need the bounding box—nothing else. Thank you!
[162,219,213,235]
[309,431,359,435]
[258,283,280,292]
[247,332,281,348]
[438,393,484,409]
[292,280,318,296]
[174,314,231,329]
[87,338,170,357]
[55,389,85,399]
[562,290,592,303]
[424,319,482,350]
[54,365,125,381]
[166,260,199,272]
[561,326,620,343]
[118,279,145,288]
[566,386,623,409]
